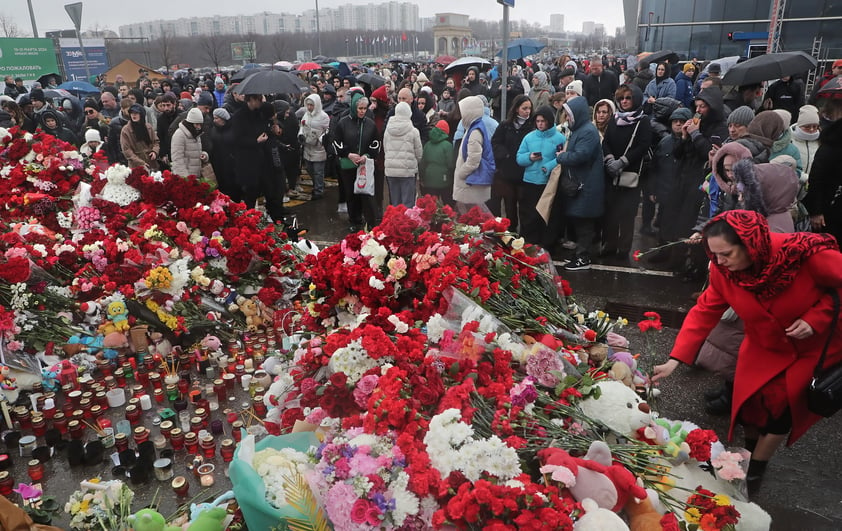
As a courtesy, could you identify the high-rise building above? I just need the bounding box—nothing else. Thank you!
[549,14,564,33]
[119,2,421,39]
[582,21,596,35]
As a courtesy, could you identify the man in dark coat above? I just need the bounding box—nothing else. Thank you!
[583,57,620,108]
[155,92,180,168]
[228,95,271,207]
[762,76,804,122]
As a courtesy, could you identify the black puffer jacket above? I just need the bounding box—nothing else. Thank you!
[333,109,380,161]
[602,84,653,181]
[491,118,534,184]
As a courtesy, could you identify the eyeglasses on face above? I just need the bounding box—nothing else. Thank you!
[619,95,633,101]
[86,109,97,114]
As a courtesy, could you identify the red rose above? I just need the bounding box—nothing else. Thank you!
[350,499,369,523]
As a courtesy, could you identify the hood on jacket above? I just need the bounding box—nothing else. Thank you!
[771,122,793,153]
[304,94,324,116]
[534,105,556,127]
[416,72,429,84]
[711,141,752,193]
[533,71,550,91]
[565,60,578,73]
[564,96,591,131]
[695,87,725,122]
[727,159,768,216]
[592,98,616,122]
[617,83,645,111]
[652,97,682,123]
[753,161,799,217]
[39,109,61,130]
[459,96,484,129]
[428,126,449,144]
[747,110,785,149]
[386,101,415,136]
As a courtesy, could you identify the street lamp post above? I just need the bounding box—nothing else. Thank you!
[64,2,91,82]
[27,0,39,37]
[498,0,514,120]
[315,0,322,56]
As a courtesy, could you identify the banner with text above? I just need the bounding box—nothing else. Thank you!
[0,38,60,82]
[59,38,109,81]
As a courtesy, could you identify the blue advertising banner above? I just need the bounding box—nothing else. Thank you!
[58,38,109,81]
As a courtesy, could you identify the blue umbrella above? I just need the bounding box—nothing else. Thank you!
[58,80,99,96]
[241,63,263,70]
[496,38,546,60]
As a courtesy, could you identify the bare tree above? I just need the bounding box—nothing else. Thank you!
[199,34,227,71]
[0,13,23,37]
[157,30,178,70]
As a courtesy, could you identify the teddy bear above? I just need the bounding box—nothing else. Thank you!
[609,351,647,390]
[578,380,652,438]
[99,300,130,335]
[237,297,263,332]
[40,366,60,392]
[128,508,182,531]
[538,440,648,512]
[573,498,629,531]
[623,496,663,531]
[186,490,234,531]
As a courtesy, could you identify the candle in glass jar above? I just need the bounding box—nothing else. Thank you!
[240,374,252,392]
[0,471,14,496]
[169,428,185,451]
[171,475,189,497]
[27,459,44,481]
[184,432,199,454]
[200,435,215,459]
[220,438,235,462]
[197,463,215,487]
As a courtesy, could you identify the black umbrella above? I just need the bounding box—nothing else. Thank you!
[37,73,62,87]
[235,69,308,95]
[722,51,817,86]
[356,72,387,88]
[639,50,679,67]
[230,67,267,83]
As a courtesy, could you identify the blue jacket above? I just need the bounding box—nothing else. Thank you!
[645,77,677,100]
[462,118,496,185]
[556,97,605,218]
[454,106,498,143]
[674,71,695,108]
[516,128,566,185]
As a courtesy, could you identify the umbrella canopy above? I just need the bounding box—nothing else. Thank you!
[356,72,387,88]
[235,69,308,95]
[43,88,74,102]
[433,55,456,65]
[230,67,267,83]
[638,50,679,66]
[700,56,741,77]
[444,56,491,73]
[274,60,293,71]
[57,80,99,96]
[722,51,817,86]
[815,75,842,99]
[496,38,545,60]
[295,62,322,72]
[36,73,62,87]
[241,63,263,70]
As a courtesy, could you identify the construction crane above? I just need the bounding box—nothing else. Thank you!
[767,0,786,53]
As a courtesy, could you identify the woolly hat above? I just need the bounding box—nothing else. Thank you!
[834,59,842,69]
[129,103,145,115]
[196,92,214,107]
[214,76,224,85]
[84,98,99,110]
[180,91,192,100]
[434,119,450,135]
[30,88,45,102]
[370,84,389,103]
[670,107,693,122]
[770,109,791,127]
[683,63,696,73]
[213,108,230,121]
[707,62,722,74]
[727,106,755,126]
[797,104,820,127]
[84,129,102,143]
[565,80,583,96]
[186,107,204,124]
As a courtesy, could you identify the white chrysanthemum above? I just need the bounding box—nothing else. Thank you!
[387,314,409,333]
[327,338,382,384]
[368,276,385,290]
[57,210,73,229]
[425,314,449,343]
[360,237,388,269]
[389,471,420,525]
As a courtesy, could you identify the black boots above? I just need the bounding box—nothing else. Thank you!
[747,459,768,497]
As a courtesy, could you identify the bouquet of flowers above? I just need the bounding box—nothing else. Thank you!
[65,478,134,530]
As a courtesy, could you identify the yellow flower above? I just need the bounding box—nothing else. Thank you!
[79,499,90,512]
[596,310,606,319]
[713,493,731,506]
[684,507,701,524]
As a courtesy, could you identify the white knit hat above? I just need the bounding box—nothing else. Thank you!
[797,104,820,127]
[84,129,101,143]
[565,80,583,96]
[214,76,224,85]
[186,107,204,124]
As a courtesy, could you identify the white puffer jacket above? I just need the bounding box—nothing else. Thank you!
[384,102,422,178]
[170,121,206,177]
[299,94,330,162]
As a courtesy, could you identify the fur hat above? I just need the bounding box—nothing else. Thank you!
[196,91,214,107]
[212,108,230,121]
[434,119,450,135]
[565,80,583,96]
[84,129,102,143]
[186,107,204,124]
[797,104,820,127]
[727,106,755,126]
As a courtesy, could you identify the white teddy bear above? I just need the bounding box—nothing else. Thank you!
[579,380,652,437]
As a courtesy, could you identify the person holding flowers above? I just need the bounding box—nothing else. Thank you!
[653,209,842,497]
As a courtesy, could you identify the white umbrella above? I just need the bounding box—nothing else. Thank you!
[444,56,492,73]
[701,56,741,77]
[274,61,293,71]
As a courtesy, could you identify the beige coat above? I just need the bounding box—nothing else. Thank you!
[120,122,159,170]
[384,102,422,178]
[453,96,491,204]
[170,122,206,177]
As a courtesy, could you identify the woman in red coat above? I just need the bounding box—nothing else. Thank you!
[652,209,841,495]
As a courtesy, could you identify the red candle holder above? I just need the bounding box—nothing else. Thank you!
[0,471,13,496]
[115,433,129,453]
[52,412,68,434]
[220,438,235,462]
[200,435,215,459]
[172,475,189,497]
[68,420,85,440]
[170,428,185,451]
[184,432,199,454]
[27,459,44,481]
[31,415,46,437]
[133,426,150,446]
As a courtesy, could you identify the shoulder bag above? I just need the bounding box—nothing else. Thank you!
[807,289,842,417]
[614,121,644,188]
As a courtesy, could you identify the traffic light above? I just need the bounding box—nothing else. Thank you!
[727,32,734,40]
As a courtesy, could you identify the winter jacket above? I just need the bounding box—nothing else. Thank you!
[299,94,330,162]
[120,122,159,169]
[674,71,695,108]
[420,126,454,189]
[491,118,534,184]
[170,121,206,177]
[228,103,271,189]
[454,106,498,143]
[670,234,842,444]
[583,70,620,108]
[516,127,565,185]
[602,86,653,187]
[384,102,422,178]
[644,76,677,100]
[453,96,493,204]
[804,118,842,238]
[556,96,605,218]
[769,128,802,173]
[38,110,78,146]
[763,78,804,120]
[789,124,819,179]
[653,132,681,204]
[333,107,380,163]
[631,68,653,94]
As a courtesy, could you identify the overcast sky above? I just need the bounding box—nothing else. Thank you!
[2,0,625,35]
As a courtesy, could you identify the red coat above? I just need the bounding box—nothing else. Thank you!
[670,233,842,444]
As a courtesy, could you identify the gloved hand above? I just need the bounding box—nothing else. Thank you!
[605,157,626,178]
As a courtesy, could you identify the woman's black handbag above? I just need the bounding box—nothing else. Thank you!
[559,168,583,198]
[807,290,842,417]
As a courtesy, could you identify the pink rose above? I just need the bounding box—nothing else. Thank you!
[350,499,370,523]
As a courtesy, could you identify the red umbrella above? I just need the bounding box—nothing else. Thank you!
[295,62,321,71]
[434,55,456,66]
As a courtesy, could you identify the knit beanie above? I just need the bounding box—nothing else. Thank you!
[670,107,693,122]
[683,63,696,73]
[214,76,224,85]
[30,88,45,103]
[797,104,820,127]
[213,108,230,121]
[186,107,204,124]
[727,106,755,126]
[196,92,214,107]
[435,119,450,135]
[370,84,389,103]
[180,91,192,100]
[772,109,792,126]
[84,129,102,143]
[565,80,583,96]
